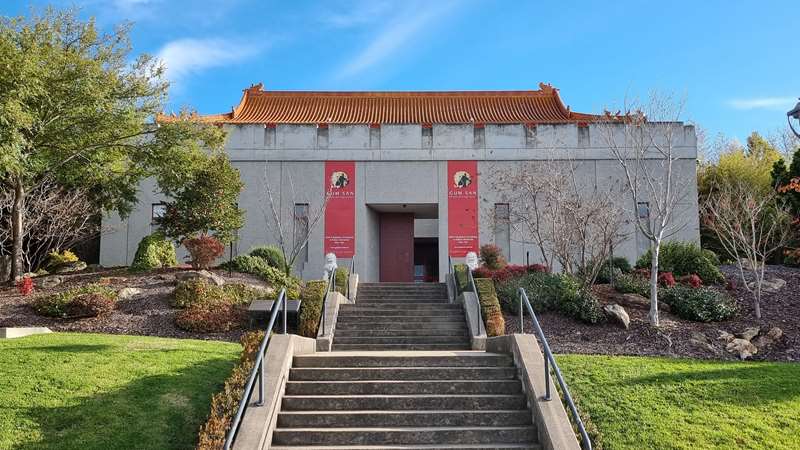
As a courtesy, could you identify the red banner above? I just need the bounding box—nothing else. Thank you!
[324,161,356,257]
[448,160,479,257]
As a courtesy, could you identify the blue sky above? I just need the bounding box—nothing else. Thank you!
[4,0,799,145]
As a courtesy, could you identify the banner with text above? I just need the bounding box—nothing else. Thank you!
[447,160,479,257]
[324,161,356,258]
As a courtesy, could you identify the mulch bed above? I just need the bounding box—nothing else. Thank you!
[504,265,800,362]
[0,267,271,342]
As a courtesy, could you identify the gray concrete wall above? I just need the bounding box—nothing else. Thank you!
[101,122,700,282]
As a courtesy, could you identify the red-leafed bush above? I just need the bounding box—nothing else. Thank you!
[183,234,225,269]
[16,276,34,296]
[473,264,550,283]
[479,244,507,270]
[678,273,703,288]
[66,293,115,318]
[175,301,247,332]
[528,263,549,273]
[658,272,676,287]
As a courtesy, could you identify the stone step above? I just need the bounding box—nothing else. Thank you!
[289,366,518,381]
[338,309,463,317]
[342,303,462,310]
[333,336,469,345]
[334,329,470,338]
[271,445,541,450]
[335,322,467,331]
[332,343,471,351]
[292,354,514,368]
[285,380,522,396]
[337,315,466,323]
[272,426,537,446]
[276,410,533,428]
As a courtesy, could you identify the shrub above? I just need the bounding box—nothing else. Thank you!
[16,276,34,295]
[183,234,225,270]
[495,272,602,324]
[223,283,272,305]
[196,331,264,450]
[686,274,703,288]
[658,272,676,287]
[66,293,115,318]
[636,241,724,284]
[454,264,471,292]
[33,284,117,318]
[473,264,547,283]
[334,266,349,294]
[659,285,737,322]
[173,279,271,309]
[558,287,604,324]
[220,254,300,299]
[46,249,78,270]
[474,278,505,337]
[612,272,650,297]
[479,244,507,270]
[248,245,286,272]
[222,254,269,274]
[593,257,632,284]
[130,232,177,271]
[298,280,327,337]
[175,302,247,332]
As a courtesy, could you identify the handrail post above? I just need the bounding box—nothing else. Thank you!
[519,293,523,334]
[282,291,287,334]
[256,359,264,406]
[544,358,551,401]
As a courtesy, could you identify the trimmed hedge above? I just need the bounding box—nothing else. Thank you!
[298,280,327,338]
[636,242,724,284]
[248,245,286,272]
[334,267,349,295]
[454,264,471,292]
[172,279,270,309]
[175,302,247,332]
[659,285,737,322]
[130,232,177,272]
[474,278,505,336]
[33,284,118,318]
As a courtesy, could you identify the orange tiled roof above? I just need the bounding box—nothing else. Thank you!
[157,82,620,125]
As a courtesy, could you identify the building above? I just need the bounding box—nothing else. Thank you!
[99,82,700,282]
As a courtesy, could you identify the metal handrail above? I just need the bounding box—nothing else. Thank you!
[223,288,287,450]
[518,287,592,450]
[346,253,356,301]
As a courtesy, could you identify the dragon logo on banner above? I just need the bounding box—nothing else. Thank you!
[453,170,472,188]
[330,171,350,189]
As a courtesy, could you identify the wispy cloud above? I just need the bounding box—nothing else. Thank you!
[321,1,393,28]
[335,0,458,79]
[727,96,797,111]
[156,37,264,87]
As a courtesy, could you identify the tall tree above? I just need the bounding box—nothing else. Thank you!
[0,8,225,280]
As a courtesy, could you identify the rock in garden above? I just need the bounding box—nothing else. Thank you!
[755,327,783,349]
[603,304,630,329]
[618,293,671,313]
[761,278,786,293]
[156,274,175,282]
[99,276,127,285]
[54,261,87,274]
[738,327,760,341]
[690,332,719,355]
[175,270,225,286]
[718,330,735,343]
[117,287,143,300]
[726,338,758,360]
[39,276,63,289]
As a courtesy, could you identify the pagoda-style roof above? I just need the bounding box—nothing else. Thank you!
[158,82,621,125]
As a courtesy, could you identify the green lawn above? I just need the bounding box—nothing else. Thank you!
[557,355,800,450]
[0,332,240,450]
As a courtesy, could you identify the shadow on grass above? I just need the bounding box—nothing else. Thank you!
[18,344,114,353]
[619,362,800,405]
[14,357,235,450]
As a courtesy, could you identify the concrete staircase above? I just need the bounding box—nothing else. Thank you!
[270,352,541,449]
[333,283,471,351]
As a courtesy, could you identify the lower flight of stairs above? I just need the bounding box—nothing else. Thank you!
[333,283,471,351]
[270,352,541,449]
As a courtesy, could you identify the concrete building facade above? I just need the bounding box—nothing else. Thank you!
[100,83,700,282]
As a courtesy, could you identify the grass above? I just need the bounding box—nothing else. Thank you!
[0,332,240,450]
[557,355,800,450]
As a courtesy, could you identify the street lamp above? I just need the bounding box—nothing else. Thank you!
[789,99,800,138]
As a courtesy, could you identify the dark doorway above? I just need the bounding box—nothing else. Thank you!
[414,238,439,282]
[379,213,414,282]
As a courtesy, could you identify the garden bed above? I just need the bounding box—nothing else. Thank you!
[504,265,800,362]
[0,267,270,342]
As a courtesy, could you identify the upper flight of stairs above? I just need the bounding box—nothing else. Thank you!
[333,283,471,351]
[270,352,541,450]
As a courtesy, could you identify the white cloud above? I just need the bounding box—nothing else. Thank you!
[156,37,263,85]
[336,1,457,79]
[727,97,797,111]
[321,1,393,28]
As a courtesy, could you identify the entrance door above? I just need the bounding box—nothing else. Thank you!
[379,213,414,282]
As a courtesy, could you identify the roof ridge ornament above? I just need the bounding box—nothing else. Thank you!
[245,82,264,93]
[538,82,556,94]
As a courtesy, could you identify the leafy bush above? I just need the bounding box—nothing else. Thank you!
[33,284,117,318]
[196,331,264,450]
[558,287,605,324]
[66,293,115,318]
[613,273,650,297]
[495,272,603,324]
[636,241,724,284]
[298,280,327,337]
[183,234,225,269]
[334,266,349,294]
[130,232,177,271]
[222,254,268,274]
[173,279,270,309]
[474,278,505,336]
[473,264,548,283]
[658,272,676,287]
[659,285,737,322]
[46,249,79,270]
[175,302,247,332]
[593,257,632,284]
[220,254,301,298]
[16,276,34,295]
[479,244,507,270]
[248,245,286,272]
[454,264,471,292]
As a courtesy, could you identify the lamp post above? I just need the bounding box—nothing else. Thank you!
[789,99,800,138]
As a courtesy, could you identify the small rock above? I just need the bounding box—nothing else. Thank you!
[175,270,225,286]
[718,330,735,343]
[690,332,719,355]
[618,293,671,314]
[726,338,758,360]
[603,304,630,329]
[747,278,786,293]
[755,327,783,349]
[99,276,127,286]
[738,327,761,341]
[54,261,87,274]
[117,287,143,300]
[156,274,175,282]
[86,264,104,272]
[39,276,63,289]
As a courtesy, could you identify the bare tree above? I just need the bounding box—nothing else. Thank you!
[702,180,791,319]
[261,164,328,276]
[489,159,628,287]
[599,94,692,326]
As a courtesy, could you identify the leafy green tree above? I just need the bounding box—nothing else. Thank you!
[157,154,244,244]
[0,8,225,280]
[772,147,800,216]
[699,132,782,197]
